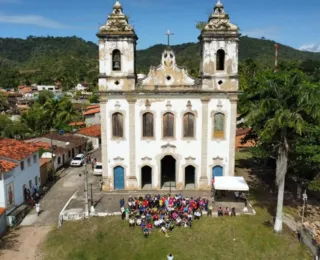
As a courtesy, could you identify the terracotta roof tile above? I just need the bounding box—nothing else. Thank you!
[0,159,18,173]
[77,125,101,137]
[86,105,100,110]
[69,121,86,127]
[236,128,251,136]
[0,138,40,161]
[26,140,51,150]
[83,107,100,115]
[0,208,6,216]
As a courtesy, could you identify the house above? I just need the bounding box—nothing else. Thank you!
[37,85,58,92]
[236,128,256,151]
[98,1,239,190]
[76,125,101,150]
[25,133,87,170]
[83,105,100,125]
[39,158,51,185]
[0,139,40,214]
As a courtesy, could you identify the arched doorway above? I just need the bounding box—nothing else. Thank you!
[141,166,152,189]
[114,166,124,190]
[185,165,195,189]
[161,155,176,187]
[212,166,223,178]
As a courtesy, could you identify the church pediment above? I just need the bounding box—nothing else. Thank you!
[139,48,195,87]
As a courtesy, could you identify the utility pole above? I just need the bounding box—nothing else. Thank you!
[84,140,89,217]
[90,183,93,207]
[50,128,55,180]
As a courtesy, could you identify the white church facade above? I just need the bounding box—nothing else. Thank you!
[97,1,240,191]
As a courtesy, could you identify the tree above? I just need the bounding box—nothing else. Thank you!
[241,62,320,232]
[20,103,47,135]
[38,90,54,106]
[43,98,62,129]
[56,98,81,126]
[0,92,9,112]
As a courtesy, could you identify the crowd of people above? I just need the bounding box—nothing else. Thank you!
[120,194,238,238]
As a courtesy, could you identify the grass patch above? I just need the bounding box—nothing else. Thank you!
[42,208,311,260]
[235,150,253,161]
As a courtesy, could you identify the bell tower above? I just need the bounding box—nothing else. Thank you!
[199,0,239,91]
[97,1,138,91]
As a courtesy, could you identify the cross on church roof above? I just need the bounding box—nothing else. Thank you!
[165,29,174,46]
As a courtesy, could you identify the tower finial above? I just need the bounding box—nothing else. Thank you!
[114,1,122,9]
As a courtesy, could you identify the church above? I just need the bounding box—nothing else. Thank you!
[97,0,239,191]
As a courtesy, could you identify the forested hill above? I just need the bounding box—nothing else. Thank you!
[0,35,320,88]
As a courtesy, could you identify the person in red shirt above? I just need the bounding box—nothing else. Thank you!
[147,222,152,234]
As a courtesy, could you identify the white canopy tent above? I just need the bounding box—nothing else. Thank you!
[214,176,249,191]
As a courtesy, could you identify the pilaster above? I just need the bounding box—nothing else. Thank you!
[127,98,137,189]
[228,95,238,176]
[199,97,210,190]
[100,97,111,191]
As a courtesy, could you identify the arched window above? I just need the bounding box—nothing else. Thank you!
[183,112,195,138]
[216,49,225,71]
[112,112,124,138]
[142,112,154,137]
[112,49,121,71]
[213,113,225,138]
[163,112,174,137]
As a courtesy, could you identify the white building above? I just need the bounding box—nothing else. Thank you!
[37,85,58,92]
[98,1,239,191]
[0,139,40,214]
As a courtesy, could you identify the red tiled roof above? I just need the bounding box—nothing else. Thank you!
[19,86,33,94]
[83,107,100,115]
[0,208,6,216]
[0,159,18,173]
[26,140,51,150]
[236,128,251,136]
[69,121,86,127]
[78,125,101,137]
[86,105,100,110]
[0,138,40,161]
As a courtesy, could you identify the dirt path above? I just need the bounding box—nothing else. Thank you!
[0,226,51,260]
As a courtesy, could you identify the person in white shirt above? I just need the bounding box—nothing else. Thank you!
[154,220,159,228]
[161,226,169,237]
[129,217,135,227]
[136,218,142,226]
[167,253,174,260]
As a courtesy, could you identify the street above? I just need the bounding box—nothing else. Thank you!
[21,149,102,226]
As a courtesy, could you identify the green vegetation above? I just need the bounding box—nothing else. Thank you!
[42,213,310,260]
[0,95,81,139]
[1,36,320,89]
[239,61,320,232]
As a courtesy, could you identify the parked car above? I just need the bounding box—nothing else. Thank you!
[93,163,103,176]
[70,154,85,167]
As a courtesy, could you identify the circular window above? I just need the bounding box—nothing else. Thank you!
[166,76,171,81]
[115,80,120,85]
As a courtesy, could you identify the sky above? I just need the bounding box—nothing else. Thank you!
[0,0,320,51]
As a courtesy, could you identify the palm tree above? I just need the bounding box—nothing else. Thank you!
[241,63,320,232]
[43,98,62,130]
[56,98,81,126]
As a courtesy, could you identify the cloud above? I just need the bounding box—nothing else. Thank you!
[299,44,320,52]
[241,26,280,39]
[0,0,21,3]
[0,14,67,29]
